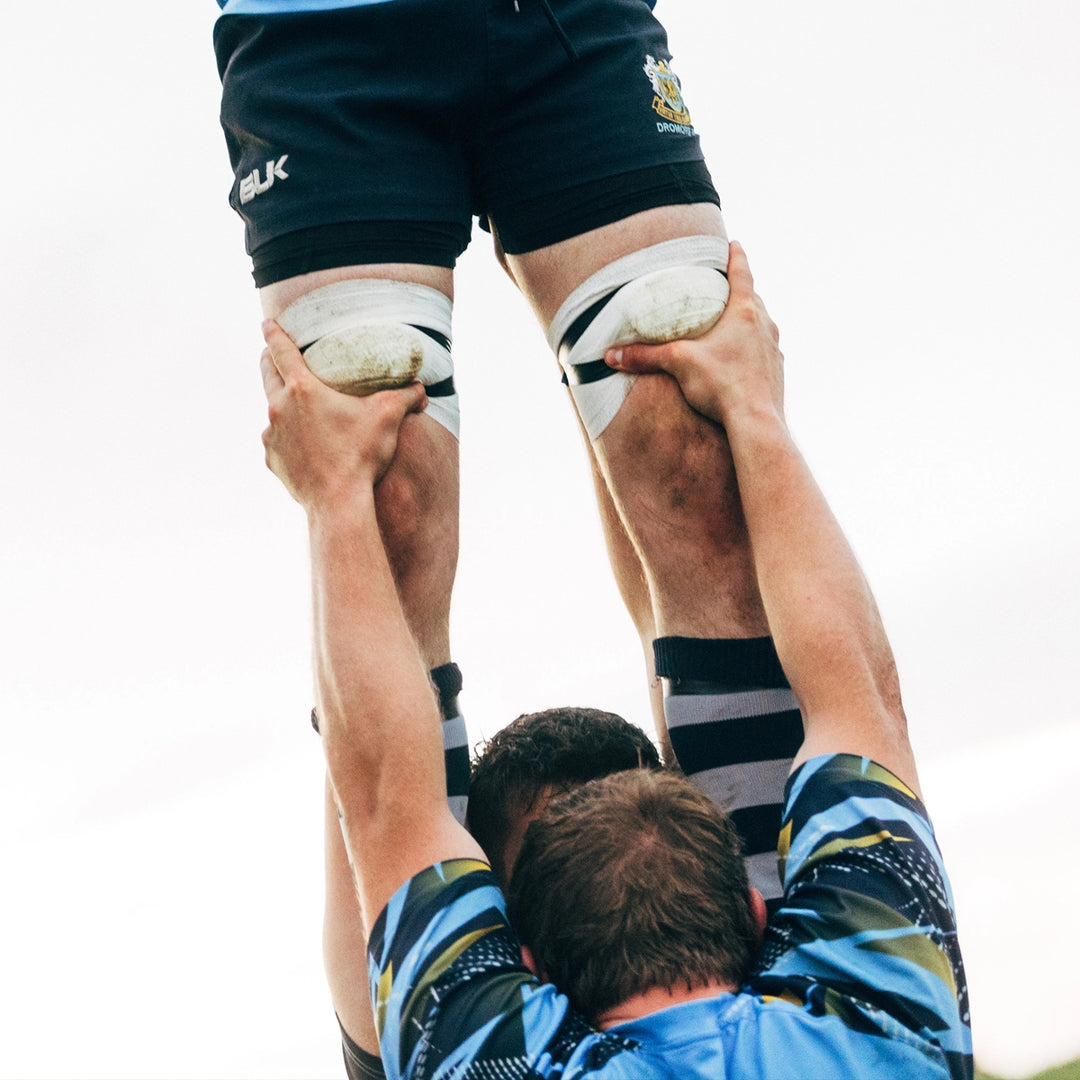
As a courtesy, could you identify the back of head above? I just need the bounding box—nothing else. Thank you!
[507,769,757,1024]
[467,706,661,883]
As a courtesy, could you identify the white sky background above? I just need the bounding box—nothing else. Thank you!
[1,1,1077,1076]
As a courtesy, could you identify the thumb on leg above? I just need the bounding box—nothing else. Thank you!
[261,319,307,382]
[604,340,687,377]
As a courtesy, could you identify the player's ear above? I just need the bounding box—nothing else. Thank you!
[521,945,548,983]
[749,887,768,945]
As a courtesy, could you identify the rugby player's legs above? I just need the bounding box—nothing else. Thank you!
[263,262,458,1057]
[575,416,671,762]
[261,262,458,670]
[506,205,770,731]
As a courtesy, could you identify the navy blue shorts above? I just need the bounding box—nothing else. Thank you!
[214,0,720,285]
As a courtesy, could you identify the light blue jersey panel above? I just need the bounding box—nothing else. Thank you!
[218,0,398,14]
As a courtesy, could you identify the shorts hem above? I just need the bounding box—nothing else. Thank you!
[489,160,720,255]
[250,220,470,286]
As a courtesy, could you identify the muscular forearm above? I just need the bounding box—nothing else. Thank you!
[602,243,919,789]
[311,496,438,750]
[724,404,918,791]
[307,497,453,925]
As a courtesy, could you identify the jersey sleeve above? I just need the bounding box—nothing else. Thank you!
[751,754,973,1080]
[367,860,625,1080]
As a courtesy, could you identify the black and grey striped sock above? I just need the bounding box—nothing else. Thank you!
[654,636,803,911]
[430,662,469,826]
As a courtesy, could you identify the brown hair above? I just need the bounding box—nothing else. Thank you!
[506,769,757,1023]
[467,707,661,883]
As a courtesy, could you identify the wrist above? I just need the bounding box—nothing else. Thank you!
[720,395,788,445]
[306,485,378,534]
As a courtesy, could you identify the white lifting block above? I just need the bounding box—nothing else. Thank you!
[278,279,453,397]
[302,324,425,395]
[587,264,729,352]
[548,235,731,440]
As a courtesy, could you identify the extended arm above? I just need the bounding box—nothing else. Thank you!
[261,323,485,934]
[607,245,919,795]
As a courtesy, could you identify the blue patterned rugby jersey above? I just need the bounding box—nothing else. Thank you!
[367,754,973,1080]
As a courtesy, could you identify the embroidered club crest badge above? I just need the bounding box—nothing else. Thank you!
[643,55,692,126]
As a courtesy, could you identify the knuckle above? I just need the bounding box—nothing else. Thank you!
[734,301,759,327]
[278,376,313,416]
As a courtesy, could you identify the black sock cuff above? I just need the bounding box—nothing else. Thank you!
[653,636,790,691]
[430,662,463,719]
